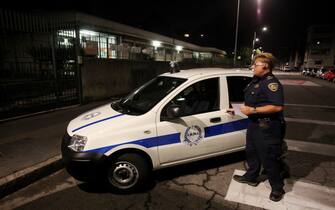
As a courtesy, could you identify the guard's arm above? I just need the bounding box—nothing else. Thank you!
[240,105,283,115]
[253,105,283,114]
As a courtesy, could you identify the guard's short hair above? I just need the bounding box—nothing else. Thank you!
[252,52,277,70]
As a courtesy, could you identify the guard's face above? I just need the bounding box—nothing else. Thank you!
[251,59,269,77]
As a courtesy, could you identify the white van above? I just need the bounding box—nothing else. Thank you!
[61,68,253,192]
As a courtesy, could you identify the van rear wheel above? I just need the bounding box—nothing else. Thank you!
[106,153,150,192]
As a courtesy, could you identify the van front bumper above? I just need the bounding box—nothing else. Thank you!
[61,133,107,182]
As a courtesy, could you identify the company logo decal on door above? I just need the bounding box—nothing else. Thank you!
[183,125,203,146]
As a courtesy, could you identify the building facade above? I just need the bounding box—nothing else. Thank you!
[303,25,335,68]
[0,9,227,120]
[55,11,227,63]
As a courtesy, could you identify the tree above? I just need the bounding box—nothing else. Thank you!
[238,47,253,66]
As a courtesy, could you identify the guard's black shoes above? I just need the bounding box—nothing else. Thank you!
[233,175,259,187]
[269,189,285,202]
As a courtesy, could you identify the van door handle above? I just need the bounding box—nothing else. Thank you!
[210,117,221,123]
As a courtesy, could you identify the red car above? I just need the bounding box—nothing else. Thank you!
[323,68,335,82]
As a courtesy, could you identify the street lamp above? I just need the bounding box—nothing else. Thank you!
[233,0,240,66]
[251,26,268,60]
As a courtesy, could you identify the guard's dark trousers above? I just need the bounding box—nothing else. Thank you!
[244,120,284,191]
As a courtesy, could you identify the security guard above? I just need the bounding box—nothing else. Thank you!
[233,53,286,202]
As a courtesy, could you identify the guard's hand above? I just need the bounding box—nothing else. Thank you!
[240,105,252,115]
[226,108,235,116]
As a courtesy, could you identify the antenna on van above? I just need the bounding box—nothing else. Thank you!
[169,61,180,73]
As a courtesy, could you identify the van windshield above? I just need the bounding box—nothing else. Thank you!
[112,76,187,115]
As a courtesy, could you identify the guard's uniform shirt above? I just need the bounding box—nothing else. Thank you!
[243,72,285,191]
[244,73,284,122]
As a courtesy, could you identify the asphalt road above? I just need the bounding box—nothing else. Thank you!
[279,74,335,145]
[1,73,335,210]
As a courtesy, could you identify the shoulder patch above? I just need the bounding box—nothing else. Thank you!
[268,82,279,92]
[266,75,274,80]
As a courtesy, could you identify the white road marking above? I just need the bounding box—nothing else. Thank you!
[0,155,61,186]
[273,72,301,76]
[280,80,320,86]
[285,139,335,157]
[285,117,335,126]
[285,103,335,109]
[0,171,78,210]
[225,169,335,210]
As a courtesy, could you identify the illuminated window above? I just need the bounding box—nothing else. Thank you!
[79,29,117,59]
[57,30,76,47]
[58,30,76,38]
[99,37,107,58]
[80,30,99,57]
[108,37,117,59]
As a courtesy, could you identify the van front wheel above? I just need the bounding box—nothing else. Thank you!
[106,153,150,192]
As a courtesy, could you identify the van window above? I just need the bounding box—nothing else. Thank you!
[113,76,186,115]
[227,76,252,102]
[162,77,219,118]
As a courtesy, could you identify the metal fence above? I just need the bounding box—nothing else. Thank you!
[0,9,80,120]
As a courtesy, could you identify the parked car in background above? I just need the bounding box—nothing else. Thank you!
[293,67,300,72]
[301,68,310,76]
[316,67,328,79]
[310,68,319,77]
[281,65,291,71]
[323,68,335,82]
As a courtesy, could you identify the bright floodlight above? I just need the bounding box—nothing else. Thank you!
[262,27,268,32]
[152,40,161,48]
[175,45,183,52]
[255,38,260,42]
[184,33,190,37]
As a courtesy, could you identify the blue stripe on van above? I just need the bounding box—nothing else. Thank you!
[72,114,124,133]
[204,118,249,138]
[85,118,249,154]
[86,133,181,154]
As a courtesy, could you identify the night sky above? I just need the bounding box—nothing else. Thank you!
[3,0,334,60]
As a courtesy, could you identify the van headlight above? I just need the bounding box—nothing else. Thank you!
[68,135,88,152]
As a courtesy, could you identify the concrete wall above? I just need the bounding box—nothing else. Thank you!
[81,58,226,102]
[81,58,166,101]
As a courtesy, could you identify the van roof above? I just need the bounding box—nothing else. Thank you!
[161,68,252,79]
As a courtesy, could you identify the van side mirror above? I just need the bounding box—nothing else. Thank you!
[165,104,182,119]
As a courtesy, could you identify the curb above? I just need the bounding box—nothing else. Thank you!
[0,97,121,123]
[0,105,80,123]
[0,155,64,199]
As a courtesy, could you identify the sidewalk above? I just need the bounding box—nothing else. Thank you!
[0,100,111,198]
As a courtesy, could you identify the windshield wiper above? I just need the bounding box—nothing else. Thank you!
[119,102,144,115]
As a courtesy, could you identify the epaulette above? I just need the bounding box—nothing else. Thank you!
[266,75,274,80]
